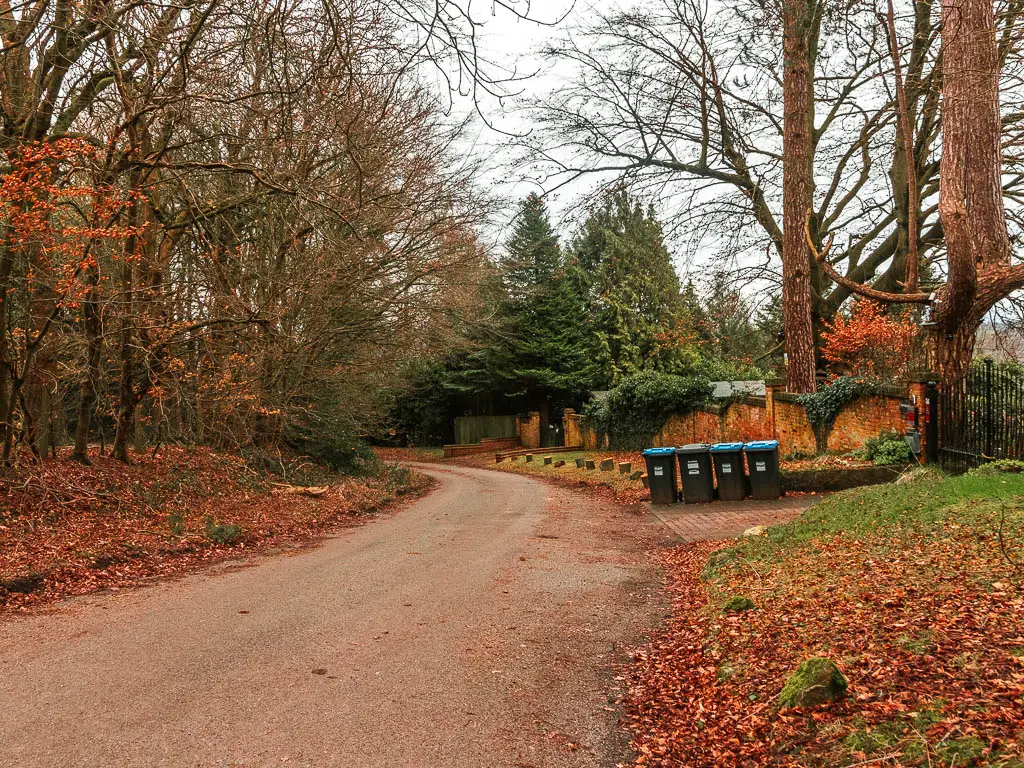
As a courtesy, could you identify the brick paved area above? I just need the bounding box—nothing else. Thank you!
[650,495,820,542]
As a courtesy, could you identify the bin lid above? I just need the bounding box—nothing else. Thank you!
[677,443,712,453]
[744,440,780,451]
[643,447,676,456]
[710,442,744,452]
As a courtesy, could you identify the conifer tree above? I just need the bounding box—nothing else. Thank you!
[570,189,697,385]
[454,193,598,408]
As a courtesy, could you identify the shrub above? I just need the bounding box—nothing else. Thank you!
[862,429,913,466]
[283,393,374,474]
[583,371,713,450]
[798,376,875,433]
[969,459,1024,476]
[205,519,242,546]
[821,299,920,381]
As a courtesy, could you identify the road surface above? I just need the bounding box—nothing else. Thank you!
[0,462,669,767]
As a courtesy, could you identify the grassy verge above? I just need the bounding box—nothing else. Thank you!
[0,446,432,613]
[461,449,650,505]
[626,468,1024,767]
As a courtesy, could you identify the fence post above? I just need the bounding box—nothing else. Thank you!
[925,380,939,464]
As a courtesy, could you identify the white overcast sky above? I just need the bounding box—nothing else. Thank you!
[441,1,599,244]
[439,0,728,286]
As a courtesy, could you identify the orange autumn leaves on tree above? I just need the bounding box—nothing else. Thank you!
[821,300,920,380]
[1,140,139,306]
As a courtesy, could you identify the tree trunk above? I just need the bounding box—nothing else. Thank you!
[0,237,13,462]
[931,0,1012,381]
[782,0,819,393]
[932,325,978,385]
[73,264,103,464]
[113,196,140,464]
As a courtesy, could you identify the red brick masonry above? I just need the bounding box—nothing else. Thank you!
[642,382,911,457]
[651,495,818,542]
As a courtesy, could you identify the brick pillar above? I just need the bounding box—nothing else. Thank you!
[907,374,938,462]
[563,408,582,448]
[765,378,785,441]
[519,411,541,449]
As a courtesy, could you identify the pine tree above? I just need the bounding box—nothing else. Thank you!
[502,193,562,304]
[454,194,599,409]
[569,189,697,385]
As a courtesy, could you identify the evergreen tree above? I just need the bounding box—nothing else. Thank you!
[570,188,698,385]
[502,193,562,304]
[453,193,599,409]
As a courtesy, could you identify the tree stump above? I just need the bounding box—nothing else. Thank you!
[525,454,533,462]
[575,458,586,468]
[641,474,649,488]
[554,460,565,468]
[618,462,631,474]
[599,457,615,471]
[585,460,596,470]
[543,456,552,465]
[630,470,644,480]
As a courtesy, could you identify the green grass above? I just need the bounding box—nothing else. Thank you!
[705,470,1024,577]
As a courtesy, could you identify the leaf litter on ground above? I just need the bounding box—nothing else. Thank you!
[0,446,432,613]
[623,473,1024,767]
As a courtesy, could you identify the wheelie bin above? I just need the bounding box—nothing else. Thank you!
[710,442,746,501]
[643,447,678,505]
[676,444,715,503]
[744,440,782,499]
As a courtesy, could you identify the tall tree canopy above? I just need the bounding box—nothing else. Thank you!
[0,0,508,467]
[523,0,1024,387]
[571,189,698,385]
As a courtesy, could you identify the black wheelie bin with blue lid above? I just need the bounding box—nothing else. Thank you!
[643,447,678,505]
[744,440,782,499]
[710,442,747,501]
[676,443,715,503]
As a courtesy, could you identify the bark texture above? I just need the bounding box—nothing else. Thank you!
[782,0,821,393]
[933,0,1017,382]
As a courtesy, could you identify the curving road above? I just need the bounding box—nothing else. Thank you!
[0,462,669,768]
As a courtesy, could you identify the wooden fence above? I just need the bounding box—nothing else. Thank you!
[453,415,519,445]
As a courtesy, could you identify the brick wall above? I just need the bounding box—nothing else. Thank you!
[693,410,722,443]
[443,435,521,458]
[607,386,911,457]
[771,395,818,455]
[723,399,771,443]
[829,395,904,452]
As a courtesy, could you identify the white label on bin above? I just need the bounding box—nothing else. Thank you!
[654,466,664,476]
[721,463,732,473]
[689,469,699,475]
[756,461,766,472]
[687,461,699,471]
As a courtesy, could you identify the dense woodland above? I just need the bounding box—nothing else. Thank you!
[0,0,500,468]
[0,0,1022,463]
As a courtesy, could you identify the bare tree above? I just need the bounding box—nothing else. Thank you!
[521,0,1024,386]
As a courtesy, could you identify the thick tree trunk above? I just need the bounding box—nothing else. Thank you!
[782,0,819,393]
[932,325,978,385]
[932,0,1012,384]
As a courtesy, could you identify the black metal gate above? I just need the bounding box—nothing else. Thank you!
[939,358,1024,473]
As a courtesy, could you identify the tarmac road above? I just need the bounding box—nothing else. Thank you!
[0,462,668,768]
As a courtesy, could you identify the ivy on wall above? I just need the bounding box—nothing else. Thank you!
[797,376,880,451]
[582,371,712,450]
